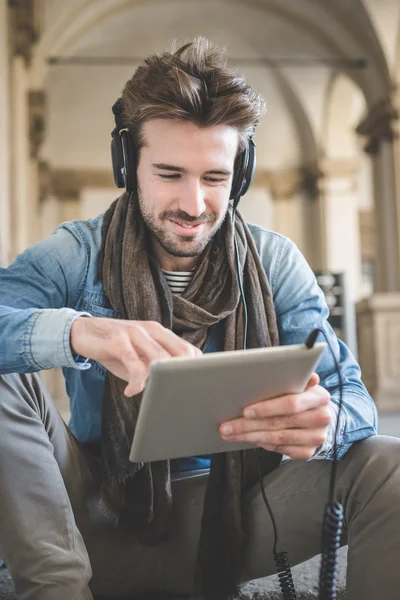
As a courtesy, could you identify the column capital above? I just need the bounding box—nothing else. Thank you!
[265,168,302,201]
[355,95,398,155]
[299,163,324,200]
[262,164,324,202]
[28,89,46,158]
[318,158,359,194]
[38,166,116,204]
[319,158,359,178]
[8,0,39,67]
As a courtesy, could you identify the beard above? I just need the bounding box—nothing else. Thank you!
[138,191,229,258]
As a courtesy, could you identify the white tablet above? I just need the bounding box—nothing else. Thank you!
[129,342,326,463]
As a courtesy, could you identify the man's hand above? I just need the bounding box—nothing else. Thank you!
[70,317,201,397]
[219,373,332,460]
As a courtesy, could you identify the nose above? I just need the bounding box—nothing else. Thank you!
[179,178,206,217]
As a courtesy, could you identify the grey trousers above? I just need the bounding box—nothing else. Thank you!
[0,372,400,600]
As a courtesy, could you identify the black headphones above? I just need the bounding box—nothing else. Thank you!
[111,98,256,209]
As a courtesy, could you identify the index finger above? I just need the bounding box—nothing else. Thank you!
[138,321,202,358]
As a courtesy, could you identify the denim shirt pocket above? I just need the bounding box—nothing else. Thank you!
[80,291,118,317]
[86,302,117,318]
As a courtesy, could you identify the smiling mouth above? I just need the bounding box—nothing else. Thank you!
[170,219,204,230]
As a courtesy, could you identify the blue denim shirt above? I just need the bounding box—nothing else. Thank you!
[0,214,377,467]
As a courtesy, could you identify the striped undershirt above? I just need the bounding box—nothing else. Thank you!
[161,269,194,296]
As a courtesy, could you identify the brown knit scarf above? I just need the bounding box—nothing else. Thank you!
[98,192,282,600]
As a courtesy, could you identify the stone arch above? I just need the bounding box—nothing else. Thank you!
[266,67,322,265]
[270,67,318,165]
[31,0,391,109]
[323,73,367,160]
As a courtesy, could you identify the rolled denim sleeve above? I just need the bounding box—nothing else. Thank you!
[0,224,92,374]
[272,237,378,460]
[28,308,92,370]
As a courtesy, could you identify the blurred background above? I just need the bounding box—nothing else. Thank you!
[1,0,400,417]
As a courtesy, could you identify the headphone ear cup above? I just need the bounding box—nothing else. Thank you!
[111,128,126,188]
[120,131,137,192]
[229,138,256,207]
[240,137,256,197]
[230,150,247,201]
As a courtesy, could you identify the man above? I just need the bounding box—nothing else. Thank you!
[0,37,399,600]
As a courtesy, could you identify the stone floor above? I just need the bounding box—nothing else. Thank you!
[0,563,347,600]
[0,413,398,599]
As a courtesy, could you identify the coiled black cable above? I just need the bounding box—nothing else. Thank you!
[254,450,297,600]
[305,328,344,600]
[275,551,298,600]
[318,502,344,600]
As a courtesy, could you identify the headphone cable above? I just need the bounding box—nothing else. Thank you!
[232,204,344,599]
[233,206,296,598]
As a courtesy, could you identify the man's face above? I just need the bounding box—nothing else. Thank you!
[136,119,239,270]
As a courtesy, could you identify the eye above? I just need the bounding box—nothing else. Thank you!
[159,173,180,179]
[204,177,225,183]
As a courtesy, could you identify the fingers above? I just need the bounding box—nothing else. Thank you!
[220,383,332,461]
[225,406,332,435]
[112,322,201,395]
[75,318,202,398]
[243,385,330,419]
[220,424,327,448]
[101,334,146,397]
[120,321,201,365]
[125,325,175,364]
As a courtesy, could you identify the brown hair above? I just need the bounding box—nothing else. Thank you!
[121,37,266,154]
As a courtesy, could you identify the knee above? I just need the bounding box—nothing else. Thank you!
[350,434,400,464]
[345,435,400,497]
[0,372,45,418]
[339,435,400,542]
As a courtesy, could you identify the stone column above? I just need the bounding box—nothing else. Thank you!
[10,54,31,256]
[265,165,322,268]
[264,163,327,273]
[39,167,116,236]
[267,167,301,240]
[297,163,325,270]
[28,89,47,245]
[0,0,11,266]
[356,97,400,292]
[261,164,361,354]
[318,159,362,298]
[355,97,400,410]
[8,0,40,257]
[38,161,61,238]
[10,81,47,252]
[313,159,361,357]
[238,170,275,232]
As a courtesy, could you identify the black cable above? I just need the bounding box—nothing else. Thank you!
[232,210,248,350]
[318,502,344,600]
[254,450,297,600]
[305,329,344,600]
[233,207,296,599]
[304,329,344,502]
[232,203,343,599]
